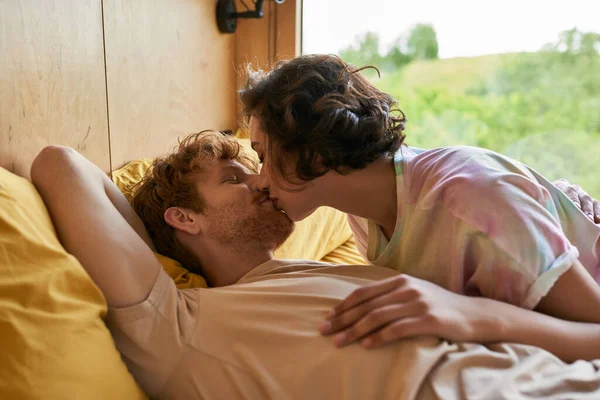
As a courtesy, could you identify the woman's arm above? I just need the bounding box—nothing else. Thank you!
[321,261,600,363]
[322,173,600,362]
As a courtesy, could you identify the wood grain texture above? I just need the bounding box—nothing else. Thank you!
[0,0,110,177]
[234,0,300,129]
[275,0,301,61]
[103,0,236,169]
[234,0,299,68]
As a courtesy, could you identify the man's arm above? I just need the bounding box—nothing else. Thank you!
[31,146,161,308]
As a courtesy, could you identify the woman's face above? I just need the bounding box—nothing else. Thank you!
[248,116,323,222]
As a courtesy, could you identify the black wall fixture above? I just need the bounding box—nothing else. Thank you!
[217,0,286,34]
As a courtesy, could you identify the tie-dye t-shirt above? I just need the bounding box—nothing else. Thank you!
[347,145,600,309]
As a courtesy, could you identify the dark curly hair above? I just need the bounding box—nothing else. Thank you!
[239,54,406,184]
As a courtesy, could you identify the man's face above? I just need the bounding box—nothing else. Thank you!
[194,157,294,251]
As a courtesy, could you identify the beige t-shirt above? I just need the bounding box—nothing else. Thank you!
[107,259,451,400]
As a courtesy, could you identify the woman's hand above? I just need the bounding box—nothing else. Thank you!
[554,178,600,223]
[319,274,490,349]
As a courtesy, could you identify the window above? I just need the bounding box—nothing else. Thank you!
[303,0,600,198]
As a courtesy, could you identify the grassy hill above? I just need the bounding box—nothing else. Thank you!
[355,52,600,198]
[374,53,521,95]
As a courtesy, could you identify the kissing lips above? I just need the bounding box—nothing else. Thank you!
[256,193,285,214]
[273,199,285,212]
[255,192,270,205]
[269,198,286,214]
[274,200,288,215]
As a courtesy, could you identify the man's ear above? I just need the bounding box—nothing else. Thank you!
[164,207,203,235]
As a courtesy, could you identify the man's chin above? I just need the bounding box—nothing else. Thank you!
[260,212,295,251]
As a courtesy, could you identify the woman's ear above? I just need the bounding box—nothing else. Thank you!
[164,207,202,235]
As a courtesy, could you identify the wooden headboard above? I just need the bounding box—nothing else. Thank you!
[0,0,299,178]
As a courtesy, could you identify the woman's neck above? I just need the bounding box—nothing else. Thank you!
[320,155,399,238]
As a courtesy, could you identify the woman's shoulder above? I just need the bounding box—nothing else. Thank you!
[404,144,500,160]
[402,145,520,179]
[400,145,537,203]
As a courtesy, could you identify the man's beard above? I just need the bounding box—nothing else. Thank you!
[206,205,294,252]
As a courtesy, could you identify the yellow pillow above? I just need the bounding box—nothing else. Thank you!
[111,157,154,204]
[155,253,208,289]
[0,168,147,399]
[274,206,352,260]
[110,137,359,286]
[320,236,365,265]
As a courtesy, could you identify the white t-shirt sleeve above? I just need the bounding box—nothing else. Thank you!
[106,268,200,397]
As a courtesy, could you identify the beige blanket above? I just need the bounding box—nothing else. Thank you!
[418,342,600,399]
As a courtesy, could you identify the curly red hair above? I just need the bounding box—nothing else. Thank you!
[132,130,258,272]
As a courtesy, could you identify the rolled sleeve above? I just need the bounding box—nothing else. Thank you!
[521,247,579,309]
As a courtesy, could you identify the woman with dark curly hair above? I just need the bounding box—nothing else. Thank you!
[240,54,600,362]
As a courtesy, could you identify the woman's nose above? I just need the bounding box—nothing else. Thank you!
[250,172,270,192]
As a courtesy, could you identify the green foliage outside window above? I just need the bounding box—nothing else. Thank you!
[339,27,600,198]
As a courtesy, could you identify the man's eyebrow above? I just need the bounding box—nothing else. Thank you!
[250,141,259,150]
[221,164,246,175]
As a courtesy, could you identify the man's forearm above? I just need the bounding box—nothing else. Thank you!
[33,146,156,251]
[471,295,600,363]
[31,146,161,307]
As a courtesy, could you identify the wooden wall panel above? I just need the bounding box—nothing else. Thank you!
[104,0,236,168]
[0,0,110,177]
[233,0,300,130]
[276,0,302,61]
[234,0,299,68]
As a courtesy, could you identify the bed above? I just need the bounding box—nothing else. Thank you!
[4,136,600,399]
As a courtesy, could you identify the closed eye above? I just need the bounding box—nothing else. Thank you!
[223,174,240,184]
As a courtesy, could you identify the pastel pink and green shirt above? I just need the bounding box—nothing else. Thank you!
[348,145,600,309]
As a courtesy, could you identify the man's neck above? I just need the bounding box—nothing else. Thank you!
[189,241,274,287]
